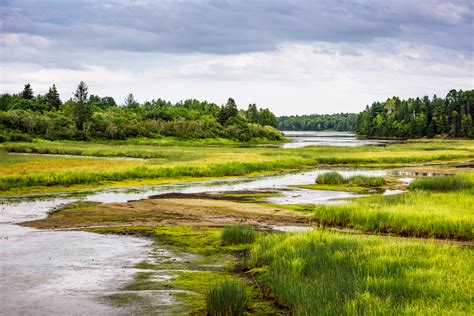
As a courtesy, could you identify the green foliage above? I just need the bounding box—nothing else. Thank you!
[357,89,474,138]
[205,278,248,316]
[247,230,473,315]
[21,83,34,100]
[221,224,256,245]
[409,173,473,192]
[0,84,282,142]
[278,113,357,131]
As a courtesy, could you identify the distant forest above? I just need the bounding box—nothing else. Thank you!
[357,89,474,139]
[0,82,283,142]
[278,113,357,131]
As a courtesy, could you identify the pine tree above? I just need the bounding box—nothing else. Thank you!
[45,84,62,110]
[73,81,92,130]
[21,83,34,100]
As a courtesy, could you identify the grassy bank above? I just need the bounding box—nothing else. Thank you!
[247,230,473,315]
[282,182,473,240]
[1,138,473,194]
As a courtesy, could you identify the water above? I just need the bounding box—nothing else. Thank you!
[0,167,400,314]
[281,131,404,148]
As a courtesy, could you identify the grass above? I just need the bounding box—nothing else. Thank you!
[246,230,473,315]
[316,172,385,187]
[221,224,256,245]
[316,171,344,184]
[281,186,474,240]
[1,138,473,194]
[409,173,474,192]
[205,278,249,316]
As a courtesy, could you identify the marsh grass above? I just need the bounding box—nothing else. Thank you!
[315,172,344,184]
[316,172,385,187]
[221,224,256,245]
[409,173,473,192]
[205,278,249,316]
[282,187,474,240]
[247,230,473,315]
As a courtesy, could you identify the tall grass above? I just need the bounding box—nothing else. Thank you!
[205,278,248,315]
[284,189,474,240]
[316,172,385,187]
[409,173,473,192]
[221,224,256,245]
[247,230,473,315]
[0,158,310,191]
[316,172,344,184]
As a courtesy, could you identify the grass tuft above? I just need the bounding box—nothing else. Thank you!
[205,278,249,316]
[316,172,344,184]
[221,224,256,245]
[316,172,385,187]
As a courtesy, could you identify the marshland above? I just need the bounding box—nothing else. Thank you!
[2,1,474,314]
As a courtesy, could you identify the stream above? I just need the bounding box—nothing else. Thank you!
[0,167,409,314]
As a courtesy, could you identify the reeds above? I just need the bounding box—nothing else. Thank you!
[409,173,473,192]
[316,172,385,187]
[205,278,248,315]
[247,230,472,315]
[221,224,256,245]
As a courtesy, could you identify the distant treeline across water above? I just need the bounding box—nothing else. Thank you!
[279,89,473,139]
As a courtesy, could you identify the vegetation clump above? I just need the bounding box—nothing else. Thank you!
[221,224,256,245]
[316,172,345,184]
[409,173,473,192]
[316,172,385,187]
[205,278,249,316]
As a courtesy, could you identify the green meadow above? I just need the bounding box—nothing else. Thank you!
[1,138,473,194]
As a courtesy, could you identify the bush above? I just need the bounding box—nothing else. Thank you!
[221,224,256,245]
[205,278,248,316]
[316,172,345,184]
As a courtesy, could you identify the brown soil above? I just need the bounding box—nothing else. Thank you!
[22,198,312,230]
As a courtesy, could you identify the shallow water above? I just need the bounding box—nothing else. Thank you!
[0,167,401,313]
[281,131,403,148]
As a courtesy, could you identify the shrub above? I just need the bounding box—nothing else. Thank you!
[221,224,256,245]
[316,172,345,184]
[205,278,248,316]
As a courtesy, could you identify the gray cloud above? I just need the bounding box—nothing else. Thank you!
[1,0,472,56]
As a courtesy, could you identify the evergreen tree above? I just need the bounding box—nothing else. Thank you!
[72,81,92,131]
[45,84,62,110]
[21,83,34,100]
[218,98,239,125]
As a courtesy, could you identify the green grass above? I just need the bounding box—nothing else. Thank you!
[316,171,345,184]
[205,278,249,316]
[1,138,473,193]
[409,173,474,192]
[221,224,256,245]
[282,187,474,240]
[316,172,385,187]
[246,230,473,315]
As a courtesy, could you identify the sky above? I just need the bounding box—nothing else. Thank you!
[0,0,472,115]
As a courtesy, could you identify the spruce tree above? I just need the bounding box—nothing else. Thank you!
[21,83,34,100]
[45,84,62,110]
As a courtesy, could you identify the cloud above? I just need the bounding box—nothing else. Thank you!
[0,0,472,114]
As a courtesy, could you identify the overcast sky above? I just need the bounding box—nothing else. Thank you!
[0,0,472,115]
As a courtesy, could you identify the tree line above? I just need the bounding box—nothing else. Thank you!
[0,82,282,142]
[356,89,474,138]
[277,113,357,131]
